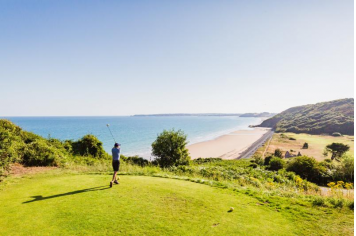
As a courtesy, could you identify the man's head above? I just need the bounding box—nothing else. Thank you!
[114,143,119,148]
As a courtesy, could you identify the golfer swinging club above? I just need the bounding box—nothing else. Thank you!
[110,142,121,187]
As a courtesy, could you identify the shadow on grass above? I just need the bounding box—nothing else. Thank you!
[22,186,110,204]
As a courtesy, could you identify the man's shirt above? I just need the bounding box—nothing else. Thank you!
[112,147,121,161]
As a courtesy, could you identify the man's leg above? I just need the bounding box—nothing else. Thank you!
[111,171,117,182]
[114,161,120,183]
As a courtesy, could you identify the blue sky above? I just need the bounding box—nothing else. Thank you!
[0,0,353,116]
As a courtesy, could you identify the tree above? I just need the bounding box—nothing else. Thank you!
[264,155,273,166]
[274,149,283,158]
[325,143,350,161]
[267,157,285,171]
[71,134,106,158]
[151,129,190,168]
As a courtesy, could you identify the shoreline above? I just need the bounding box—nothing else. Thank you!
[187,127,272,160]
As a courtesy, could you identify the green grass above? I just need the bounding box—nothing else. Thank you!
[265,133,354,161]
[0,172,353,235]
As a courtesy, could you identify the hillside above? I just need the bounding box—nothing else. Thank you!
[0,119,108,179]
[258,98,354,135]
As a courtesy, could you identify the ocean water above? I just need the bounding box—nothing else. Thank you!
[2,116,263,158]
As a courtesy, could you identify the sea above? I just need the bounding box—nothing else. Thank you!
[2,116,263,159]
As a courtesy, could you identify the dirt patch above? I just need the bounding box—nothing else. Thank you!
[10,163,57,177]
[319,187,354,198]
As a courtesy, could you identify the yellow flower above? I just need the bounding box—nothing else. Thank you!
[327,182,335,188]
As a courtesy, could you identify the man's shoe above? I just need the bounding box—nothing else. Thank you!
[110,182,113,188]
[114,180,119,184]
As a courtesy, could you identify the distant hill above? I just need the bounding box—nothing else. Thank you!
[240,112,276,117]
[133,112,275,117]
[257,98,354,135]
[133,113,243,116]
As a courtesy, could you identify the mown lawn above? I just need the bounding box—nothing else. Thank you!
[0,173,353,235]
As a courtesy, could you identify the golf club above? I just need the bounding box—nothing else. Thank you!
[106,124,116,143]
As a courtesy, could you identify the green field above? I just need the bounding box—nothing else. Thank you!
[0,172,353,235]
[262,133,354,161]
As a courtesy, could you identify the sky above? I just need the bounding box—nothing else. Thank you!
[0,0,354,116]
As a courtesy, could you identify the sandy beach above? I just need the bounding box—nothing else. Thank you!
[187,128,272,159]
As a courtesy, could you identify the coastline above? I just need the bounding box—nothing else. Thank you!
[187,127,272,160]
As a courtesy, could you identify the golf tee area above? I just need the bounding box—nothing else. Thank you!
[0,172,353,235]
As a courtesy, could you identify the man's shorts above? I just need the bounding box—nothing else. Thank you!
[112,160,120,172]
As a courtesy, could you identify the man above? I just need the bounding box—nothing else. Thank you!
[110,143,121,187]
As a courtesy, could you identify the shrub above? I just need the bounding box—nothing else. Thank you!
[329,198,345,209]
[151,129,190,168]
[0,119,69,169]
[312,197,326,207]
[264,155,273,166]
[289,137,296,140]
[267,157,285,171]
[71,135,106,158]
[348,201,354,210]
[249,163,258,168]
[332,132,342,137]
[193,158,222,164]
[286,156,319,182]
[253,156,264,166]
[23,140,66,166]
[302,143,309,149]
[334,155,354,182]
[274,149,283,158]
[125,156,149,167]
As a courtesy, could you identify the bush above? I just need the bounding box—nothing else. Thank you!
[289,137,296,140]
[302,143,309,149]
[274,149,283,158]
[125,156,149,167]
[286,156,319,182]
[334,154,354,182]
[0,119,68,169]
[253,156,264,166]
[23,140,66,166]
[193,158,222,164]
[71,135,106,158]
[0,124,23,175]
[267,157,285,171]
[264,155,273,166]
[249,163,258,168]
[151,129,190,168]
[312,197,326,207]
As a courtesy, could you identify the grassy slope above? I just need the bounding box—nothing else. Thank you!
[0,173,353,235]
[258,98,354,135]
[263,133,354,161]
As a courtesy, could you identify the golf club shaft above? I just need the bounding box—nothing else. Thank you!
[107,125,116,143]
